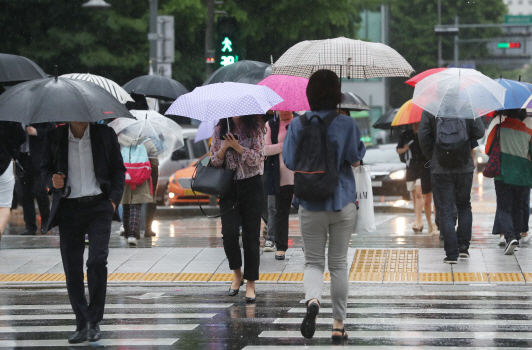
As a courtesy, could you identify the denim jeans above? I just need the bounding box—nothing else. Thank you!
[432,172,474,259]
[494,180,529,242]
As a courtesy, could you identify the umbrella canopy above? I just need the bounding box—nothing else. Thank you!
[491,78,532,110]
[0,76,133,124]
[203,60,270,85]
[62,73,134,104]
[412,68,506,119]
[195,120,216,143]
[122,75,188,101]
[405,68,447,87]
[165,82,283,123]
[271,37,414,79]
[373,108,399,129]
[340,92,370,111]
[257,74,310,111]
[109,110,183,158]
[391,100,423,126]
[236,65,272,84]
[0,53,48,83]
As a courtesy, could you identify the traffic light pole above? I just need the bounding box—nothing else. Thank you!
[205,0,215,79]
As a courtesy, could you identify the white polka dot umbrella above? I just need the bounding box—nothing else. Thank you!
[165,82,283,123]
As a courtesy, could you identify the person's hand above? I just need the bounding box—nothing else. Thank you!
[110,200,116,212]
[52,174,65,189]
[352,161,361,167]
[403,144,410,151]
[26,126,37,136]
[223,134,243,153]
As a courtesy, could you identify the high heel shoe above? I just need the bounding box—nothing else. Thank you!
[228,279,244,297]
[331,328,348,342]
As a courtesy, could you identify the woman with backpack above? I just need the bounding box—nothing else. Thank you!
[210,115,266,303]
[119,134,159,246]
[263,110,296,260]
[283,70,366,342]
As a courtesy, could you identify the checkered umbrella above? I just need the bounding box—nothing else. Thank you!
[272,37,414,79]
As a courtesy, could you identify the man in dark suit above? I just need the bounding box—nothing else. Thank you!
[41,121,125,344]
[18,122,55,235]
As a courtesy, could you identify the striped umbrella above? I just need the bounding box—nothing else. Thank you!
[61,73,134,104]
[391,100,423,126]
[272,37,414,79]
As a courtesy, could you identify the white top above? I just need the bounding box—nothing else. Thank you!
[67,126,102,199]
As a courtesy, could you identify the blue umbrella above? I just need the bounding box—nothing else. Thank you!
[165,82,283,123]
[494,78,532,110]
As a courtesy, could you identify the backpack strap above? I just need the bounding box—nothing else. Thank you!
[323,111,339,128]
[299,114,310,127]
[302,112,339,128]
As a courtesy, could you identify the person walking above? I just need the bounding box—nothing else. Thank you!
[118,134,159,246]
[17,122,55,235]
[263,110,296,260]
[210,115,266,303]
[418,110,485,264]
[0,121,25,240]
[283,70,366,341]
[396,122,434,234]
[485,109,532,255]
[41,122,125,343]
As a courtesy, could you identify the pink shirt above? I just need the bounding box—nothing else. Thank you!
[265,119,294,187]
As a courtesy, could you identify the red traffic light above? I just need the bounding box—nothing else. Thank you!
[497,42,521,49]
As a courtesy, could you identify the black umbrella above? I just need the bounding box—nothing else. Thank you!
[0,71,133,124]
[203,60,270,85]
[0,53,48,83]
[122,75,188,101]
[340,92,370,111]
[372,108,400,130]
[235,65,272,84]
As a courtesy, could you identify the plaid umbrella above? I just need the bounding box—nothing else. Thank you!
[272,37,414,79]
[62,73,134,104]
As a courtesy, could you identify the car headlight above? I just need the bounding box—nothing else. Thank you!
[169,192,175,199]
[389,170,406,180]
[477,157,484,164]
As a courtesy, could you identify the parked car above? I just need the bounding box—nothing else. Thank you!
[156,128,210,204]
[167,154,210,206]
[362,144,410,199]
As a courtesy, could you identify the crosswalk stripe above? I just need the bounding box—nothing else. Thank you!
[0,313,216,321]
[273,318,532,326]
[0,303,232,310]
[0,338,179,347]
[0,324,197,332]
[258,330,532,339]
[244,347,528,350]
[304,299,532,305]
[325,291,532,297]
[289,307,532,314]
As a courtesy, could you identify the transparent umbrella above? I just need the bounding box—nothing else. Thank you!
[108,110,184,158]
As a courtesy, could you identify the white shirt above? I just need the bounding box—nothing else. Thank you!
[67,126,102,198]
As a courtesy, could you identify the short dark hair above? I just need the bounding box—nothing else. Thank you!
[306,69,342,111]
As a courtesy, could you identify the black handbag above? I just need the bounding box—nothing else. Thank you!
[191,160,234,197]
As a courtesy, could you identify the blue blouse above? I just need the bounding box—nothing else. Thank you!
[282,110,366,212]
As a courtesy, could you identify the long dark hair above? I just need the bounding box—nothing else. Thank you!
[217,115,266,138]
[497,108,527,121]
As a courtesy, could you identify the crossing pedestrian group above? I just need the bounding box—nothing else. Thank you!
[0,35,532,345]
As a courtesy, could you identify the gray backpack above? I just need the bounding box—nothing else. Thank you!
[435,117,470,168]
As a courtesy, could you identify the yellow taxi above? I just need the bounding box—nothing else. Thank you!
[166,153,210,206]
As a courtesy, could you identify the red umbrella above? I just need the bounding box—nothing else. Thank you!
[405,68,447,87]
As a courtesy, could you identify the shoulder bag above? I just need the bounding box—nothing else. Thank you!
[483,118,501,178]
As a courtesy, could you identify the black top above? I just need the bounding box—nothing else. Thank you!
[397,130,428,181]
[0,121,25,174]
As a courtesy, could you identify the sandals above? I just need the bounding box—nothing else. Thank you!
[300,299,320,339]
[331,328,348,341]
[413,224,424,233]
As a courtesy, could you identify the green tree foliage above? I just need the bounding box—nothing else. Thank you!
[388,0,506,107]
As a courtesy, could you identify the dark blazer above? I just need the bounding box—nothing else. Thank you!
[41,123,126,229]
[0,121,26,174]
[27,123,56,171]
[264,118,281,196]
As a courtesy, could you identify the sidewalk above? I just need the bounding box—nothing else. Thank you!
[1,247,530,285]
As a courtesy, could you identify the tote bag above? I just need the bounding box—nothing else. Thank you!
[483,124,501,178]
[353,165,376,233]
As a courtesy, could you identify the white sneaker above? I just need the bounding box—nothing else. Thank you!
[515,241,520,251]
[263,240,275,252]
[120,225,125,237]
[522,233,531,244]
[504,239,519,255]
[499,235,506,246]
[127,236,138,246]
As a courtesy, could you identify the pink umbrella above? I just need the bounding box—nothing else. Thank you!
[257,74,310,111]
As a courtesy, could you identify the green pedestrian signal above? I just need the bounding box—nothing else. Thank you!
[216,17,239,67]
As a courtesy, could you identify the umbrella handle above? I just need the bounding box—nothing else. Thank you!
[56,172,71,198]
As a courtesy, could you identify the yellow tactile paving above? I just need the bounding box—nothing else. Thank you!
[453,272,489,283]
[488,272,525,283]
[383,272,418,282]
[0,274,40,282]
[0,274,6,282]
[34,273,66,282]
[523,273,532,282]
[418,273,453,283]
[107,273,144,282]
[385,249,418,273]
[350,249,387,273]
[174,273,212,282]
[349,272,383,282]
[278,273,305,282]
[324,273,331,282]
[139,273,179,282]
[209,273,234,282]
[259,273,281,282]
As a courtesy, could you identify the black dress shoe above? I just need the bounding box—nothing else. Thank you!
[245,296,256,303]
[87,321,101,342]
[228,279,244,296]
[20,230,36,236]
[275,254,285,260]
[68,326,87,344]
[40,226,49,235]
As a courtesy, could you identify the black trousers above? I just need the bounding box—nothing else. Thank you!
[58,199,113,329]
[494,180,528,242]
[17,153,50,232]
[272,185,294,252]
[219,175,263,281]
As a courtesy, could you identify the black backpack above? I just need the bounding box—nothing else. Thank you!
[293,112,339,201]
[435,117,470,168]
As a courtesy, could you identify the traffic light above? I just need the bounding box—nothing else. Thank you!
[497,42,521,49]
[216,17,239,67]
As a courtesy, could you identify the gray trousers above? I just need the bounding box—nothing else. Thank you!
[265,195,276,241]
[299,203,357,321]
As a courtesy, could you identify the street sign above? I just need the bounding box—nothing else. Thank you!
[434,26,459,35]
[505,15,532,24]
[157,16,174,64]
